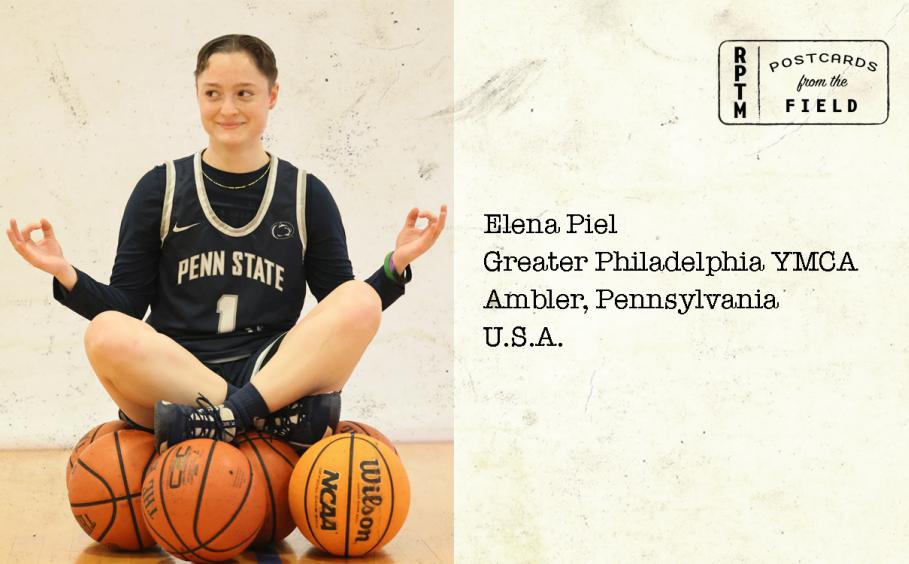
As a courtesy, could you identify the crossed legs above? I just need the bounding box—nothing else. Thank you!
[84,280,382,430]
[85,314,227,429]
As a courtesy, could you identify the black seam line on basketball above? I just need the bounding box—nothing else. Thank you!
[172,522,261,559]
[179,457,261,555]
[342,422,366,434]
[362,425,396,453]
[302,434,345,554]
[233,432,254,446]
[173,516,261,557]
[191,445,258,552]
[260,434,295,468]
[138,441,157,549]
[70,425,100,472]
[169,546,220,563]
[249,438,279,543]
[358,436,397,553]
[70,491,143,507]
[69,427,99,471]
[143,508,181,554]
[233,431,266,446]
[76,459,117,543]
[114,432,145,551]
[139,462,182,556]
[191,440,219,550]
[141,446,157,480]
[158,446,196,557]
[341,423,397,454]
[344,432,355,558]
[68,448,80,471]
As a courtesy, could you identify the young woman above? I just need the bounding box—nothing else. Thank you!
[6,34,446,453]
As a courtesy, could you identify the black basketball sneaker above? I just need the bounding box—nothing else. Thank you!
[253,391,341,451]
[154,395,238,453]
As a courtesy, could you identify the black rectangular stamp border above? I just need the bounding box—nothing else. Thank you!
[717,39,890,126]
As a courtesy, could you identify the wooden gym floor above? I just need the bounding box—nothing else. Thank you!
[0,442,452,563]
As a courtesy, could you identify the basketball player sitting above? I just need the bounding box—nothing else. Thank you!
[6,34,446,453]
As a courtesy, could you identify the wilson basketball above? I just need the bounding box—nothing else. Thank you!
[67,429,157,551]
[234,431,300,546]
[141,438,266,562]
[337,420,398,454]
[288,433,410,557]
[67,420,130,480]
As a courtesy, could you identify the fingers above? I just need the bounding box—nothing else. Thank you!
[404,207,419,228]
[397,204,448,254]
[422,205,448,238]
[416,209,437,226]
[6,219,33,261]
[7,218,53,243]
[411,205,449,240]
[405,205,449,226]
[6,223,21,251]
[7,217,47,256]
[7,219,32,249]
[8,218,22,244]
[40,218,55,239]
[434,205,448,239]
[8,219,40,242]
[21,221,42,242]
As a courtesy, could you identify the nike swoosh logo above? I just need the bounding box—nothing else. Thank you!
[173,222,201,233]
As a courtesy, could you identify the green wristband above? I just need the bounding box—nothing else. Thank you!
[384,251,409,285]
[383,251,398,283]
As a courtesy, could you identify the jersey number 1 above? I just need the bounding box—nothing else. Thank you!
[217,294,239,333]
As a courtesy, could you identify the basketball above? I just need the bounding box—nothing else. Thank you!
[288,433,410,557]
[141,438,266,562]
[337,420,398,454]
[234,431,300,546]
[67,429,157,551]
[67,420,130,480]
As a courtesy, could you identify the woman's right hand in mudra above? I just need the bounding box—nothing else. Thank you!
[7,218,72,278]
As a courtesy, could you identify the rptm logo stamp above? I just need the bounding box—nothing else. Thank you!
[718,40,889,125]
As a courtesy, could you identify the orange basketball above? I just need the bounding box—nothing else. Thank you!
[67,420,129,481]
[337,420,398,454]
[141,439,266,562]
[67,429,157,551]
[288,433,410,557]
[234,431,300,546]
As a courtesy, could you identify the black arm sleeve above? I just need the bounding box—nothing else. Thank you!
[52,166,164,320]
[304,174,406,310]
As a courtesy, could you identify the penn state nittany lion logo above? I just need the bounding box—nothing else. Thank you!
[271,221,294,240]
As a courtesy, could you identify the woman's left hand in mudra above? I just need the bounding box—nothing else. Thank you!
[392,205,448,272]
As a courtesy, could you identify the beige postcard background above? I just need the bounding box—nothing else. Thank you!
[2,1,907,562]
[454,1,908,562]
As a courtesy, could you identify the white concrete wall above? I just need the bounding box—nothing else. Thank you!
[0,1,452,447]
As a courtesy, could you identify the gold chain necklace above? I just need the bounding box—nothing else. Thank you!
[202,162,271,190]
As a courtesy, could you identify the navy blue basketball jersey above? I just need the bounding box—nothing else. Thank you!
[146,150,307,363]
